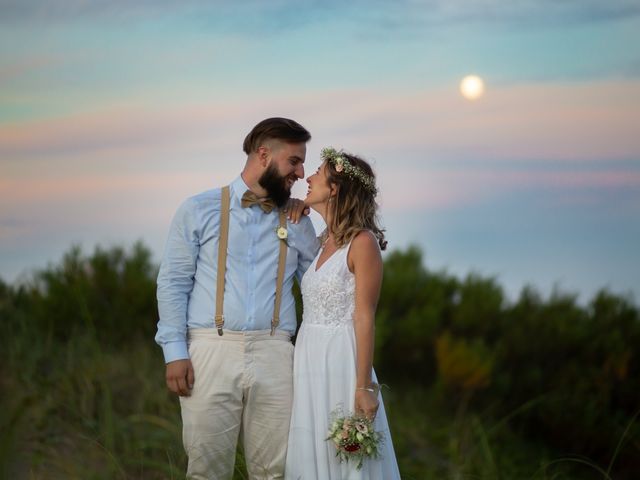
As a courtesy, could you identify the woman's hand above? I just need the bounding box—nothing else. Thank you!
[284,198,310,224]
[355,388,379,421]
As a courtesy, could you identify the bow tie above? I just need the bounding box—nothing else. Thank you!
[241,190,277,213]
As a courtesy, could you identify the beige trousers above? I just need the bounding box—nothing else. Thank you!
[180,328,294,480]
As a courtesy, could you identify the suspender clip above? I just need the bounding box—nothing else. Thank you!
[215,314,224,336]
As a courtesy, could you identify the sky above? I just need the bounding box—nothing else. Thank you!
[1,0,640,304]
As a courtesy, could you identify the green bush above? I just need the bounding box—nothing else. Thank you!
[375,247,640,478]
[1,243,638,478]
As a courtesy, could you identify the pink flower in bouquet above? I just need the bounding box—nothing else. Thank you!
[355,421,368,434]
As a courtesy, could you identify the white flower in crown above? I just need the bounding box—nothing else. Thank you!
[320,146,377,195]
[276,226,288,240]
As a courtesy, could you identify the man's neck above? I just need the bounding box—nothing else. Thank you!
[240,170,268,198]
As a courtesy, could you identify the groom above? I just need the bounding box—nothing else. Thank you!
[155,117,319,479]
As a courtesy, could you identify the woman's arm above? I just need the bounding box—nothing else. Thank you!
[349,230,383,419]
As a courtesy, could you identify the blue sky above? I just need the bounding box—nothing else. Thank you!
[1,0,639,303]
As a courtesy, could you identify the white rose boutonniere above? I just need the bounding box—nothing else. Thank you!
[276,226,289,245]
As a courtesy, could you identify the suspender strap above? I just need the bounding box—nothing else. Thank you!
[215,186,231,336]
[215,186,287,336]
[271,209,288,336]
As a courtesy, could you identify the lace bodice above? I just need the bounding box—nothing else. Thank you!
[300,243,355,326]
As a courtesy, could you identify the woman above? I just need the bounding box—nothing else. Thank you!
[285,148,401,479]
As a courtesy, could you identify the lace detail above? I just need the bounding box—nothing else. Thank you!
[301,244,355,326]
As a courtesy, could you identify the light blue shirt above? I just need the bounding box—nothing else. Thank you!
[155,175,320,363]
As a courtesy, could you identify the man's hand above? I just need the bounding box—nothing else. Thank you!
[284,198,310,224]
[166,359,195,396]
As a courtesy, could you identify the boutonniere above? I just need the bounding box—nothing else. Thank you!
[276,226,289,245]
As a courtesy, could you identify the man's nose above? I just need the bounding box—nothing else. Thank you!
[296,164,304,178]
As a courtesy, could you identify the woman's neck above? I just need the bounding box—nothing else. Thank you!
[322,231,335,249]
[314,203,332,230]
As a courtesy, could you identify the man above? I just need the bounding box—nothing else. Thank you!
[155,118,319,479]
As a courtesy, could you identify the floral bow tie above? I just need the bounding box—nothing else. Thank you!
[241,190,276,213]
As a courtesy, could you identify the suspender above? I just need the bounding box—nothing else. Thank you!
[214,186,231,335]
[214,186,288,336]
[271,209,288,335]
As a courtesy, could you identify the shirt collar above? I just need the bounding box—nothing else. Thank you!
[230,175,251,203]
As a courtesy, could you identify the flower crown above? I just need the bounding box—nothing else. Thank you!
[321,147,377,195]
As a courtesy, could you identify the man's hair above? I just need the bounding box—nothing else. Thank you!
[243,117,311,154]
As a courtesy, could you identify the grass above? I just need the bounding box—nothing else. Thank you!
[0,334,634,479]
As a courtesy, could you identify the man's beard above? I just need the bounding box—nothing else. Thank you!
[258,163,294,207]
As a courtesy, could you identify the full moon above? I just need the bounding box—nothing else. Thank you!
[460,75,485,100]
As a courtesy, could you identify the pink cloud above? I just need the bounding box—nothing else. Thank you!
[0,170,238,238]
[379,169,640,211]
[307,81,640,162]
[2,79,639,222]
[0,104,234,157]
[0,55,62,84]
[2,79,639,163]
[0,168,241,206]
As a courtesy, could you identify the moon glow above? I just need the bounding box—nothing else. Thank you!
[460,75,485,100]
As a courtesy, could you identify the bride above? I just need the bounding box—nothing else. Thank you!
[285,148,401,479]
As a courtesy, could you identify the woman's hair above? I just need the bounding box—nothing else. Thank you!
[324,151,387,251]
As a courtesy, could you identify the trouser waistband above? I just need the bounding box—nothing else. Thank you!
[187,328,291,342]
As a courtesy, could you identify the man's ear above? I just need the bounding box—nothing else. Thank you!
[257,146,270,167]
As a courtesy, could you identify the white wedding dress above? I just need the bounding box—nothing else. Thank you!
[285,242,401,480]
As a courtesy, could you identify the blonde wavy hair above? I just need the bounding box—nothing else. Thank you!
[322,151,387,251]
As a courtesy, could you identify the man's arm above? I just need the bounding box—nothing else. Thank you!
[155,198,200,395]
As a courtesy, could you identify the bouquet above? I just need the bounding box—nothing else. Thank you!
[326,407,383,470]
